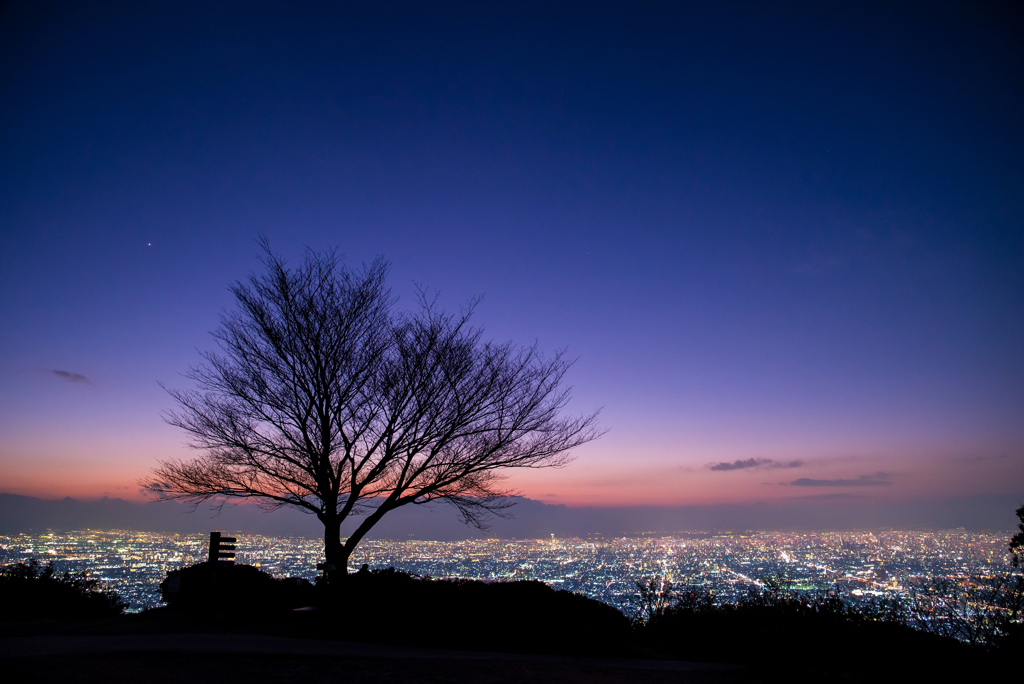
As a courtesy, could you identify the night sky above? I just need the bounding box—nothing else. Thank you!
[1,2,1022,526]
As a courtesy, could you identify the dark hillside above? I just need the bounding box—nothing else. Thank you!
[160,564,631,657]
[332,568,632,656]
[0,564,1013,682]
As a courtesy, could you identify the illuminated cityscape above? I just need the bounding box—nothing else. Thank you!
[0,529,1014,619]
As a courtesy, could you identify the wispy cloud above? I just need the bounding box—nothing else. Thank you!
[953,454,1007,464]
[790,493,867,500]
[52,370,91,384]
[789,472,892,487]
[708,458,804,472]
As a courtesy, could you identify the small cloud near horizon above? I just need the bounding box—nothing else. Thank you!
[789,493,868,500]
[788,472,892,487]
[954,454,1007,464]
[52,370,91,384]
[708,458,804,472]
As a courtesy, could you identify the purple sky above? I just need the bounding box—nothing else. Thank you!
[1,2,1021,523]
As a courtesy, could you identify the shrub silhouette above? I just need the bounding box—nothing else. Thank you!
[159,563,628,655]
[632,582,981,678]
[0,559,125,620]
[318,567,631,655]
[161,562,315,613]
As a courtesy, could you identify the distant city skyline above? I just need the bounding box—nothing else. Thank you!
[1,2,1021,528]
[2,492,1018,538]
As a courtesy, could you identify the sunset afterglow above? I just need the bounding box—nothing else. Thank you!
[1,3,1021,530]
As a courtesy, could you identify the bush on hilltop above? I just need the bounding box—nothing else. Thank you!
[629,578,994,679]
[161,561,316,613]
[0,558,125,620]
[332,566,632,655]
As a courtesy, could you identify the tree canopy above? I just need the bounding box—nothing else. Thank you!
[143,242,600,577]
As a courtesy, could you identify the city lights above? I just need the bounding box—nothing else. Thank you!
[1,529,1013,619]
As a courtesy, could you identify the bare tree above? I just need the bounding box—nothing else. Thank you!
[905,572,1024,647]
[142,242,601,580]
[632,577,678,626]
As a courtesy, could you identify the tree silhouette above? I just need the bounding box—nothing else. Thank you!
[143,241,600,580]
[1011,504,1024,567]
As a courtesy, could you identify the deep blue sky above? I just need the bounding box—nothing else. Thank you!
[1,1,1021,520]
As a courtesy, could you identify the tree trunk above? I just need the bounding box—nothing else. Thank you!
[338,501,394,573]
[322,512,348,582]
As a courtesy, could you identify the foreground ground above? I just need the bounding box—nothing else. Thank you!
[1,566,1010,682]
[0,631,755,684]
[0,604,1007,683]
